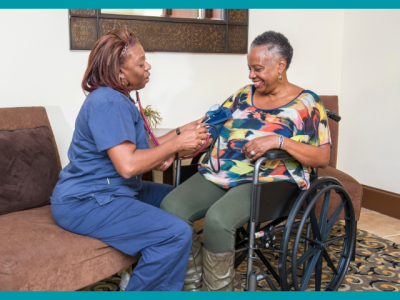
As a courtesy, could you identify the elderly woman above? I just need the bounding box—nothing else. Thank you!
[50,28,208,291]
[161,31,331,291]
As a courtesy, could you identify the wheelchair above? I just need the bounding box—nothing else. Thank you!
[174,109,356,292]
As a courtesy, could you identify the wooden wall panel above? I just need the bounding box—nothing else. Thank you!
[99,19,226,53]
[362,185,400,220]
[70,9,97,17]
[228,9,248,24]
[70,17,98,50]
[227,25,248,53]
[69,9,248,54]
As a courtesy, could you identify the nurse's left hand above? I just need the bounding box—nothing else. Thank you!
[157,155,175,172]
[180,117,206,133]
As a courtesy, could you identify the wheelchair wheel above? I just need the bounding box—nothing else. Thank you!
[279,177,356,291]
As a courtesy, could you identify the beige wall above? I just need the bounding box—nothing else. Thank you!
[249,9,345,96]
[0,9,397,193]
[338,10,400,193]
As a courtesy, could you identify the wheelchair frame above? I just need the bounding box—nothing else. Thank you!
[174,110,356,291]
[241,150,356,291]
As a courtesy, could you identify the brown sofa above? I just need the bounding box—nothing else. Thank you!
[0,107,139,291]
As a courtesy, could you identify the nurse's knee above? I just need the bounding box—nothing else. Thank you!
[169,218,192,249]
[159,191,176,212]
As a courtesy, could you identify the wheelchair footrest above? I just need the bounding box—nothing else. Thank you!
[246,243,259,250]
[257,274,278,291]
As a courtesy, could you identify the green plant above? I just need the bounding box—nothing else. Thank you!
[138,105,162,129]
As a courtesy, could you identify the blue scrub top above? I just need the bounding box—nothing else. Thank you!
[51,87,149,206]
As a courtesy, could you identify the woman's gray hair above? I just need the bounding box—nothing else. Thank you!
[250,31,293,70]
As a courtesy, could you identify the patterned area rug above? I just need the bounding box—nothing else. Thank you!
[80,224,400,291]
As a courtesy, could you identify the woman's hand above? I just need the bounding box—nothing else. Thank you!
[177,127,209,152]
[242,135,279,161]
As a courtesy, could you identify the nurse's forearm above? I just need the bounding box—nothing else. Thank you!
[108,140,180,178]
[156,129,178,145]
[157,118,204,145]
[130,143,181,176]
[148,138,156,148]
[108,127,208,178]
[176,137,214,158]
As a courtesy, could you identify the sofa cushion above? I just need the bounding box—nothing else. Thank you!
[0,126,59,215]
[0,205,138,291]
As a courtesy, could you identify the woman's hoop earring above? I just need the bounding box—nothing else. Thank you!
[278,75,283,82]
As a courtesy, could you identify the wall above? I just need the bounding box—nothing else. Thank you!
[0,10,90,168]
[249,9,345,96]
[339,10,400,193]
[0,9,346,171]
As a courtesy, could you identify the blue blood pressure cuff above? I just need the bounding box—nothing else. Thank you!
[205,107,233,141]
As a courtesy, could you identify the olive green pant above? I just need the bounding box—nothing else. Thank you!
[160,173,252,253]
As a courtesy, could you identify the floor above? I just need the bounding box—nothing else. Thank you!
[357,207,400,243]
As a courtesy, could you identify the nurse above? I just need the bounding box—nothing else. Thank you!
[50,28,208,291]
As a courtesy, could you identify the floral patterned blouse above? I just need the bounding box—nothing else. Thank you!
[199,84,331,190]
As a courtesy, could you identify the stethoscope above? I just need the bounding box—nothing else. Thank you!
[129,92,221,178]
[129,92,221,159]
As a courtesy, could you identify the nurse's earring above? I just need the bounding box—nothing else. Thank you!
[119,73,125,86]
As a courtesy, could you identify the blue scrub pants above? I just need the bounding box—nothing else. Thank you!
[51,181,192,291]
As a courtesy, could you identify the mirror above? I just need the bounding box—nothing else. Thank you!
[101,9,223,20]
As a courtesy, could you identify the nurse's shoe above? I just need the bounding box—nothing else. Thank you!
[182,232,203,291]
[202,246,235,291]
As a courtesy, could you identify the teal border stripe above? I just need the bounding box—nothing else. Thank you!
[1,291,400,300]
[1,1,399,299]
[2,0,400,8]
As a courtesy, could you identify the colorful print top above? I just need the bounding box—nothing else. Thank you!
[199,85,331,190]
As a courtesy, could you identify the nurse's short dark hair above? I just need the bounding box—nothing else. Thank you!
[251,31,293,70]
[81,27,138,94]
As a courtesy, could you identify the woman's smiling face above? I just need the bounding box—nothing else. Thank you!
[120,42,151,91]
[247,45,285,94]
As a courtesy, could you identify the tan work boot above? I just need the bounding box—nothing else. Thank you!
[182,232,203,291]
[202,246,235,291]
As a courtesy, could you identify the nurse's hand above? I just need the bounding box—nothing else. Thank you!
[179,117,206,133]
[157,155,174,171]
[177,127,208,152]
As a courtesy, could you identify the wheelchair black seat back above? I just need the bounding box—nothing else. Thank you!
[174,100,356,291]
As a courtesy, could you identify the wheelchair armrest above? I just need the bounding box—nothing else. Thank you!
[263,149,293,161]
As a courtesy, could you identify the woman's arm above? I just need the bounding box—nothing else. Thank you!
[242,135,330,168]
[107,127,208,178]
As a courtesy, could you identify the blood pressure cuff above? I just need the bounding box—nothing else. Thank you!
[205,107,233,141]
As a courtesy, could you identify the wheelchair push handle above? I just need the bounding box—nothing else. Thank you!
[326,109,341,122]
